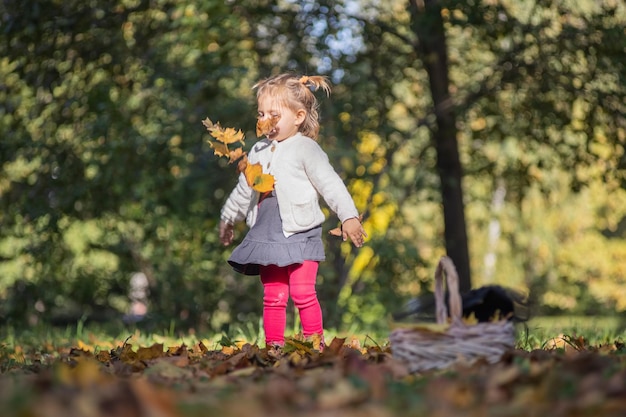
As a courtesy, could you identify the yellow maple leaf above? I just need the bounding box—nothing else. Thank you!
[203,117,245,144]
[213,127,245,144]
[244,162,275,192]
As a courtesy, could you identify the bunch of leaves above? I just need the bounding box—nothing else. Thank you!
[202,117,275,192]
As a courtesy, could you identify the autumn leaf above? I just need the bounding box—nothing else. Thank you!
[325,337,347,355]
[56,357,109,387]
[228,147,245,163]
[202,118,245,144]
[96,350,112,363]
[283,337,315,355]
[201,117,216,130]
[201,117,225,142]
[203,117,246,160]
[256,115,279,137]
[214,127,245,145]
[137,343,165,361]
[244,162,275,192]
[208,140,230,158]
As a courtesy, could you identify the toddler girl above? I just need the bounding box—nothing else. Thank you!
[219,73,366,350]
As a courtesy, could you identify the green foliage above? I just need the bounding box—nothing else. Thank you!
[0,0,255,328]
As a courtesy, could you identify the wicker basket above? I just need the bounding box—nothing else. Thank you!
[389,256,515,373]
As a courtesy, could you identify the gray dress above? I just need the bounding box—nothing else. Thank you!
[228,191,325,276]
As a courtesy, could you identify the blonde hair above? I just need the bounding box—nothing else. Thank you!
[253,73,331,140]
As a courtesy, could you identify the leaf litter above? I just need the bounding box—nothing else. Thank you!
[1,334,625,417]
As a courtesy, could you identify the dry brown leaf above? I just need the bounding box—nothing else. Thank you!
[137,343,165,361]
[326,337,347,355]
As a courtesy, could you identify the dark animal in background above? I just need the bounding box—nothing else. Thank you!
[393,285,529,323]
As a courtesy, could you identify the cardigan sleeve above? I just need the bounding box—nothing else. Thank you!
[300,140,359,223]
[220,171,254,224]
[220,139,269,224]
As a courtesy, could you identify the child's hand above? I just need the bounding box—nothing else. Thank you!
[219,221,234,246]
[341,217,367,248]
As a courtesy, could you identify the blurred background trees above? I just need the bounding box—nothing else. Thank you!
[1,0,625,334]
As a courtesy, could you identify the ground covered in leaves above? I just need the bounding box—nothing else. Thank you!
[1,334,626,417]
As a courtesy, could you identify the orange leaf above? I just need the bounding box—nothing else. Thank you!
[244,162,275,192]
[221,345,236,356]
[256,115,280,137]
[228,147,245,163]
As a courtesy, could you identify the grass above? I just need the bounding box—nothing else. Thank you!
[1,315,624,364]
[518,315,625,350]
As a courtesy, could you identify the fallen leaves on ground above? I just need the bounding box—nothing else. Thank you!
[1,335,626,417]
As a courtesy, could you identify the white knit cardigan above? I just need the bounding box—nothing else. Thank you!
[220,132,359,237]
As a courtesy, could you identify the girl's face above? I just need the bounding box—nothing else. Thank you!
[257,93,306,142]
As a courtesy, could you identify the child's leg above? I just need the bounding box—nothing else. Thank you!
[259,264,290,346]
[288,260,323,339]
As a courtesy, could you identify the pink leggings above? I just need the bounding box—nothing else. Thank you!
[259,261,323,346]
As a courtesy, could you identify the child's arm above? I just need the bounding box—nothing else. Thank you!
[219,221,235,246]
[219,172,254,245]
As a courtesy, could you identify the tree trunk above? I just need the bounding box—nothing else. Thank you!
[409,0,472,293]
